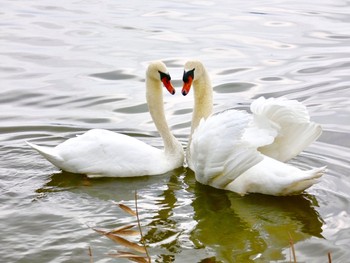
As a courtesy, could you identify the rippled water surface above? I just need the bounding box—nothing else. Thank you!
[1,0,350,262]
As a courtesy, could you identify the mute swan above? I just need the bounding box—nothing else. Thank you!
[181,60,326,196]
[27,61,184,178]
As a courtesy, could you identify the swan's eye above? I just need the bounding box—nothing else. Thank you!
[183,68,195,83]
[158,71,171,81]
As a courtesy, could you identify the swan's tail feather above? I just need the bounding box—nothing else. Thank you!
[283,166,326,195]
[26,141,64,167]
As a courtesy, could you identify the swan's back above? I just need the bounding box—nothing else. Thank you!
[28,129,172,177]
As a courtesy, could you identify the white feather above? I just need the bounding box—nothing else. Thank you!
[251,97,322,161]
[184,60,326,196]
[27,61,184,178]
[27,129,170,177]
[190,110,263,188]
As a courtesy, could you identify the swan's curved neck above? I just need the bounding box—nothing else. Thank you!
[146,78,180,155]
[191,68,213,135]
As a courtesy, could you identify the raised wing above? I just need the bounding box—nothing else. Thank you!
[251,97,322,161]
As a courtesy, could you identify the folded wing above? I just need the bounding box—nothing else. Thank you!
[189,109,274,188]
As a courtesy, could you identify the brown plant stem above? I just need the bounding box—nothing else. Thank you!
[288,233,296,263]
[88,246,93,263]
[135,191,151,262]
[328,252,332,263]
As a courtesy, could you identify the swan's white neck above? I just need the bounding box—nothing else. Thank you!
[186,67,213,166]
[146,77,181,156]
[190,68,213,135]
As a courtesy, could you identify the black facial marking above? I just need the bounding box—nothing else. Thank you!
[158,71,171,81]
[182,68,195,82]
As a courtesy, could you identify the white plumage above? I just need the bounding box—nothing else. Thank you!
[251,96,322,162]
[182,60,325,196]
[27,61,184,178]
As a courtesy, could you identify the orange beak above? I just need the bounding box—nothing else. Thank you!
[182,76,193,96]
[161,77,175,95]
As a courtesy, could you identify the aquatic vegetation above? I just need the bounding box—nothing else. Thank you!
[92,191,151,263]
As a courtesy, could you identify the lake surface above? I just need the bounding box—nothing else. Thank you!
[1,0,350,262]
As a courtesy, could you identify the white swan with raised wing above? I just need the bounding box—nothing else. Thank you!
[27,61,184,177]
[182,60,325,196]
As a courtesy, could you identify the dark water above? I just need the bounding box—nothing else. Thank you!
[1,0,350,262]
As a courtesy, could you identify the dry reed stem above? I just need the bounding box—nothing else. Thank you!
[135,191,151,262]
[88,246,93,263]
[288,233,333,263]
[91,191,152,262]
[288,232,297,263]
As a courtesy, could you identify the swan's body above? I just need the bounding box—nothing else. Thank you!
[182,60,325,196]
[27,61,184,178]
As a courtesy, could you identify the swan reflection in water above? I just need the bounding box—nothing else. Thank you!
[36,169,324,262]
[140,169,324,262]
[188,168,324,262]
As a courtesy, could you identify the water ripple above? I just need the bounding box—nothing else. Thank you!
[1,0,350,262]
[90,70,138,80]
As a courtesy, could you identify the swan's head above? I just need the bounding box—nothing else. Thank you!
[182,60,205,96]
[147,61,175,95]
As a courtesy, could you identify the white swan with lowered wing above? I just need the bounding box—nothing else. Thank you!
[27,61,184,178]
[181,60,325,196]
